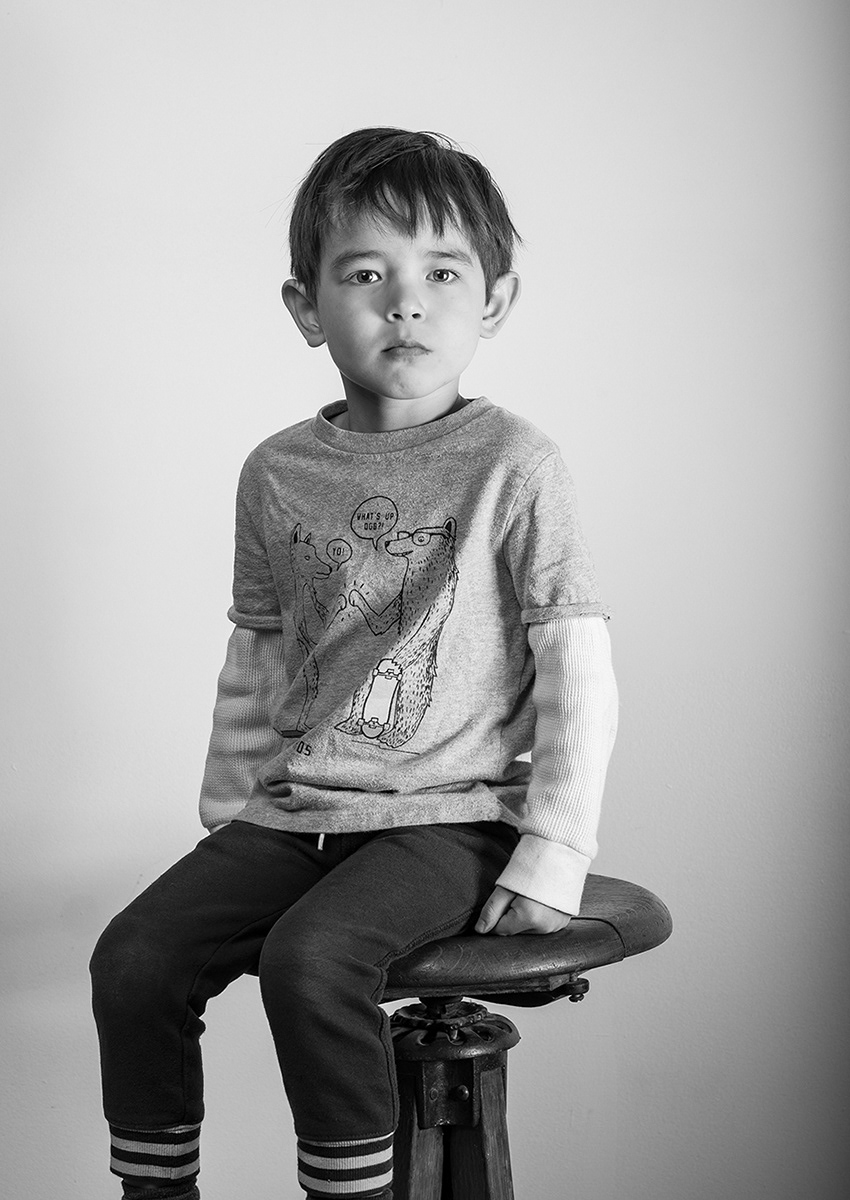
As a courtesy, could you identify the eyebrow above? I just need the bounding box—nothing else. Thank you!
[427,247,476,267]
[328,246,476,272]
[328,250,380,272]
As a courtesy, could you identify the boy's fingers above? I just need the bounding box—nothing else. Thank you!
[474,885,516,934]
[493,895,574,936]
[492,906,530,936]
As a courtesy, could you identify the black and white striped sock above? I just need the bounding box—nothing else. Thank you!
[109,1123,201,1188]
[297,1131,393,1197]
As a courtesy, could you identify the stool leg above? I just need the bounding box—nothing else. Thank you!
[445,1063,514,1200]
[393,1071,444,1200]
[391,999,520,1200]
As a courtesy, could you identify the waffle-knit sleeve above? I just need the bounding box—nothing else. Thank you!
[495,615,618,915]
[199,626,286,830]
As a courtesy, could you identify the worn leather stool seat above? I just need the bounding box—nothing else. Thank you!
[384,874,672,1200]
[385,873,671,1003]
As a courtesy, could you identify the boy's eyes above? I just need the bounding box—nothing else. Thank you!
[344,268,459,285]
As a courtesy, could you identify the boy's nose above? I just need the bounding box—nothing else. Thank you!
[385,283,424,321]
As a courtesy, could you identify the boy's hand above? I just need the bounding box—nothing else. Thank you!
[474,885,573,936]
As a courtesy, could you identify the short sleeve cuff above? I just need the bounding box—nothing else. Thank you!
[495,832,592,916]
[227,605,282,630]
[520,602,611,624]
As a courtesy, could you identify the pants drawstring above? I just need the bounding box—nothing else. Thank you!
[317,833,325,850]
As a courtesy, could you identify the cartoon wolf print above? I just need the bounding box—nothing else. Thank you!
[338,517,459,749]
[288,524,333,733]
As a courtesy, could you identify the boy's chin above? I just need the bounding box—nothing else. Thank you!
[342,380,447,406]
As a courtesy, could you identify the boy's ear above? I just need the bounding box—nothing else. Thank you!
[480,271,521,340]
[281,279,326,348]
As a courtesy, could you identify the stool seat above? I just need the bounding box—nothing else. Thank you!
[386,874,671,1198]
[384,874,672,1003]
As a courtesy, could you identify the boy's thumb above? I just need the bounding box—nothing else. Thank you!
[474,885,515,934]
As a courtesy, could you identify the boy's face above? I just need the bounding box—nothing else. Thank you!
[285,212,518,413]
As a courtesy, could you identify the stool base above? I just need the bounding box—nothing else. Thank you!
[391,998,520,1200]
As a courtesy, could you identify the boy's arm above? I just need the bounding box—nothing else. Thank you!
[476,614,618,934]
[198,625,285,831]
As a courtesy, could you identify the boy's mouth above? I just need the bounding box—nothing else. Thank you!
[383,341,429,356]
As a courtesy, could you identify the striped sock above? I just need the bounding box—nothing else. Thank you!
[109,1123,201,1186]
[296,1132,394,1197]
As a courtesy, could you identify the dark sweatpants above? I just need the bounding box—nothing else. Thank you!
[90,818,518,1198]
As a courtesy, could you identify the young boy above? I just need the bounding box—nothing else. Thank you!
[90,127,618,1200]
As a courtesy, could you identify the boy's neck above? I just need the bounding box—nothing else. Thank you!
[336,380,467,433]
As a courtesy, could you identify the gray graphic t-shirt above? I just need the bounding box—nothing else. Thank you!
[230,397,607,833]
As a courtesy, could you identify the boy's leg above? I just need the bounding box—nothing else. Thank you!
[257,820,519,1200]
[89,821,340,1195]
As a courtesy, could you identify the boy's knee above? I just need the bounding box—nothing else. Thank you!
[259,915,361,1006]
[90,910,173,1009]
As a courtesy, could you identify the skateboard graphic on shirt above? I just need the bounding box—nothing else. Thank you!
[287,497,458,749]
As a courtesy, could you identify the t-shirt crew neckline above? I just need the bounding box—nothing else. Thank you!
[311,396,492,454]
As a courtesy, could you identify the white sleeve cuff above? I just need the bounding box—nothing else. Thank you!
[496,833,592,916]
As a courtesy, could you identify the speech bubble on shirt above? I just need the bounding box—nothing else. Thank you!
[326,538,353,568]
[350,497,399,550]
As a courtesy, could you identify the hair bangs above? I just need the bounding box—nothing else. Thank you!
[290,128,521,299]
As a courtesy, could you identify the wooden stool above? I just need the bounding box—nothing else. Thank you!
[383,874,672,1200]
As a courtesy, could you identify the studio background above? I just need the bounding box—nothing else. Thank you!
[2,2,848,1197]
